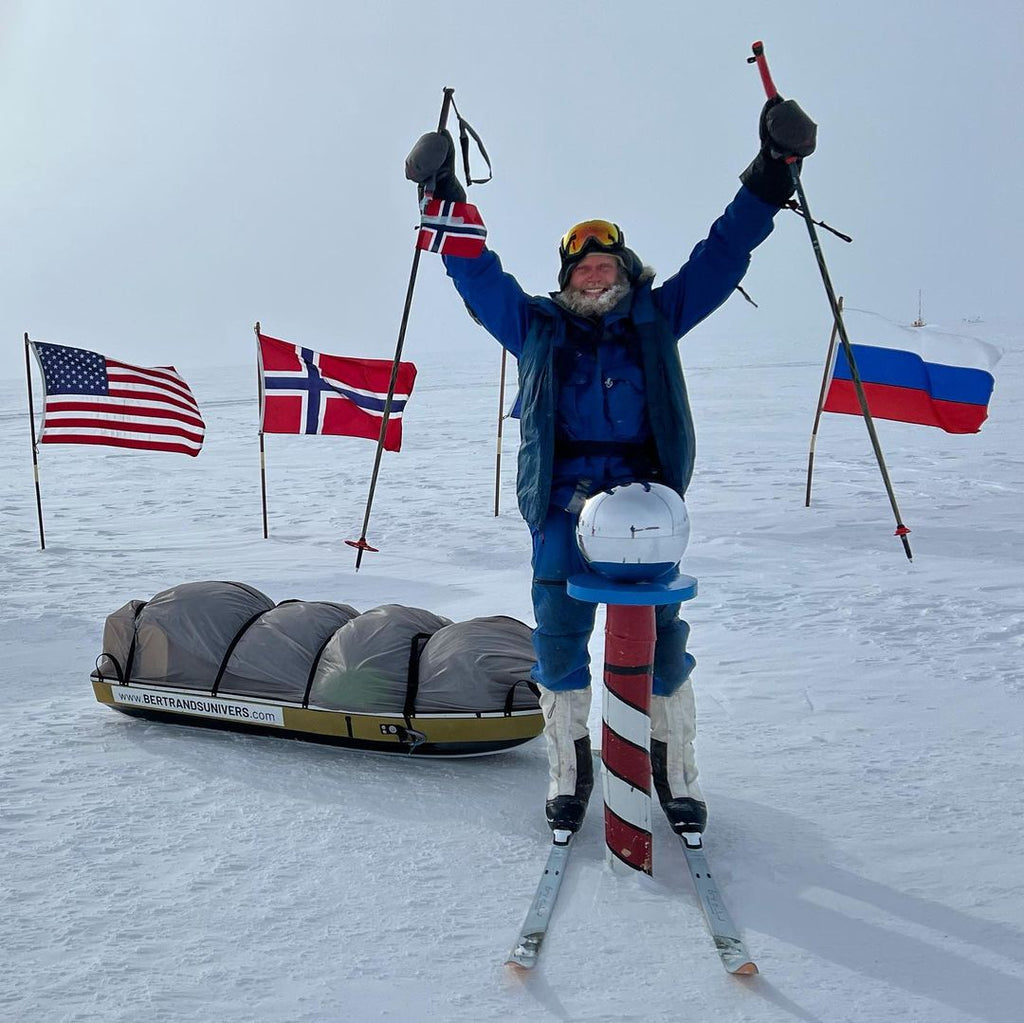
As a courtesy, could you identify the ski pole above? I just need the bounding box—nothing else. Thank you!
[346,87,456,569]
[748,41,912,561]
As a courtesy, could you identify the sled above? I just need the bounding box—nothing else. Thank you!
[91,581,543,757]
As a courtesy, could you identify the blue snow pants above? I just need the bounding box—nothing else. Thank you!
[530,506,696,696]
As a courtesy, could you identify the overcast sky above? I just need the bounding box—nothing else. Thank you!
[1,1,1021,378]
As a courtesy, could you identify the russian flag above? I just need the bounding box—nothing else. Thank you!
[823,309,1000,434]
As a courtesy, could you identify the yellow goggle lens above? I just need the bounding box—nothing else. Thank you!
[559,220,623,259]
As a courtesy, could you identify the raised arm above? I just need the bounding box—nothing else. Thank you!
[653,186,778,339]
[406,129,532,357]
[656,97,817,339]
[442,249,532,358]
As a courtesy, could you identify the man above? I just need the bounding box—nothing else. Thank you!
[406,98,816,836]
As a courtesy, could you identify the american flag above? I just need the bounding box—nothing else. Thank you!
[32,341,206,457]
[417,196,487,258]
[258,332,417,451]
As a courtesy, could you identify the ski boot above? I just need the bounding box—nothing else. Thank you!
[539,687,594,833]
[650,682,707,835]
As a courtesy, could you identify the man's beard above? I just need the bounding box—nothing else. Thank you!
[557,279,632,318]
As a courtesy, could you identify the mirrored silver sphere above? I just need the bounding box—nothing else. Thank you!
[576,481,690,582]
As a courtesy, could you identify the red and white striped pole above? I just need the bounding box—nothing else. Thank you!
[601,604,656,874]
[568,570,698,878]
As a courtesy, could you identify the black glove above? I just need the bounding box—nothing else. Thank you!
[404,130,467,203]
[740,98,817,206]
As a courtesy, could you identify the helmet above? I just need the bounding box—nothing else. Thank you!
[576,482,690,582]
[557,219,643,290]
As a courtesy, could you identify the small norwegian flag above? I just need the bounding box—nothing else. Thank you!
[417,196,487,258]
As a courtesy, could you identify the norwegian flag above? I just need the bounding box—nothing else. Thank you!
[417,196,487,258]
[258,333,417,452]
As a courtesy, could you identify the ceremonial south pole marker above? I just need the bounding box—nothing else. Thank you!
[508,482,756,974]
[567,571,698,874]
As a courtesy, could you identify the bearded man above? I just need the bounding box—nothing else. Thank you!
[406,97,816,837]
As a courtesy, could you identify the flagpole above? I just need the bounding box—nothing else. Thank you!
[254,322,270,539]
[805,296,843,507]
[493,347,508,516]
[347,86,456,570]
[24,333,46,550]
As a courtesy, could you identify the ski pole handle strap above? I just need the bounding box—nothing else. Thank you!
[451,96,493,186]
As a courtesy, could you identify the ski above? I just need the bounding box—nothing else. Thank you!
[505,830,575,969]
[678,833,759,975]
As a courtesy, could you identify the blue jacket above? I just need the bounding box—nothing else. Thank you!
[444,186,779,528]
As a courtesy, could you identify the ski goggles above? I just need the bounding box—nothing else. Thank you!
[558,219,625,260]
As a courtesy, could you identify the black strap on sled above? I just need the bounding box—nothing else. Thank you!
[302,630,339,709]
[120,600,149,685]
[95,652,125,683]
[211,607,273,697]
[403,632,433,724]
[503,678,535,717]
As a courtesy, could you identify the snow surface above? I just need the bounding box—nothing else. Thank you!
[2,313,1023,1023]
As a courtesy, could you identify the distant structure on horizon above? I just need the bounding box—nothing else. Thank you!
[911,289,925,327]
